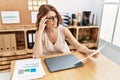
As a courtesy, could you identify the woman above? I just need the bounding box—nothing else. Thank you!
[33,4,99,58]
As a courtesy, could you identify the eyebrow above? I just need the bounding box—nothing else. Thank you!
[47,15,57,18]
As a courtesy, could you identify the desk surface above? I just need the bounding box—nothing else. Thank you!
[10,51,120,80]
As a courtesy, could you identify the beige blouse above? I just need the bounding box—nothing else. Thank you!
[42,25,70,54]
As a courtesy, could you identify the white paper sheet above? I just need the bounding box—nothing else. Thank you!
[12,59,45,80]
[1,11,20,24]
[75,42,108,63]
[31,12,38,23]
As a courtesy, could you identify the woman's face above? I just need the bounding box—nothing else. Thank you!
[46,11,58,28]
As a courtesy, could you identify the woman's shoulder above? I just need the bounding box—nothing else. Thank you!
[58,25,70,36]
[58,25,68,30]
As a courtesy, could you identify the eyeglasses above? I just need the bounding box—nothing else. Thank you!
[46,16,58,22]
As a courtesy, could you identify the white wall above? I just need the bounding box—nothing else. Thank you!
[48,0,103,26]
[90,0,104,26]
[48,0,92,13]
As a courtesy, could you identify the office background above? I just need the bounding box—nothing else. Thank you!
[0,0,120,64]
[1,0,120,48]
[49,0,120,48]
[0,0,120,80]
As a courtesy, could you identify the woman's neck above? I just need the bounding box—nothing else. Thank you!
[45,27,57,33]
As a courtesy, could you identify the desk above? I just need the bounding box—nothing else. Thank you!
[10,51,120,80]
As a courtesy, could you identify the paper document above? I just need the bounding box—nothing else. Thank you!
[1,11,20,24]
[75,42,108,63]
[12,59,45,80]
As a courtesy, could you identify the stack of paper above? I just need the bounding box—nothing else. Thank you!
[12,59,45,80]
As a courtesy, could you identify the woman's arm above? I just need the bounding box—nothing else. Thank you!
[33,31,43,58]
[33,16,47,58]
[62,27,98,57]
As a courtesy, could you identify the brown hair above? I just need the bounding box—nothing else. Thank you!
[36,4,62,30]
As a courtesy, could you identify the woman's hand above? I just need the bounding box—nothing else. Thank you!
[90,50,99,58]
[92,53,99,58]
[38,16,47,32]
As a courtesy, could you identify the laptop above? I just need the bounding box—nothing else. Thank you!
[44,54,84,72]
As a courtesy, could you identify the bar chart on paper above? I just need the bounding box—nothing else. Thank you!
[11,59,45,80]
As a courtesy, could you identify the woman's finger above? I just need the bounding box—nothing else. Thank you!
[93,53,99,58]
